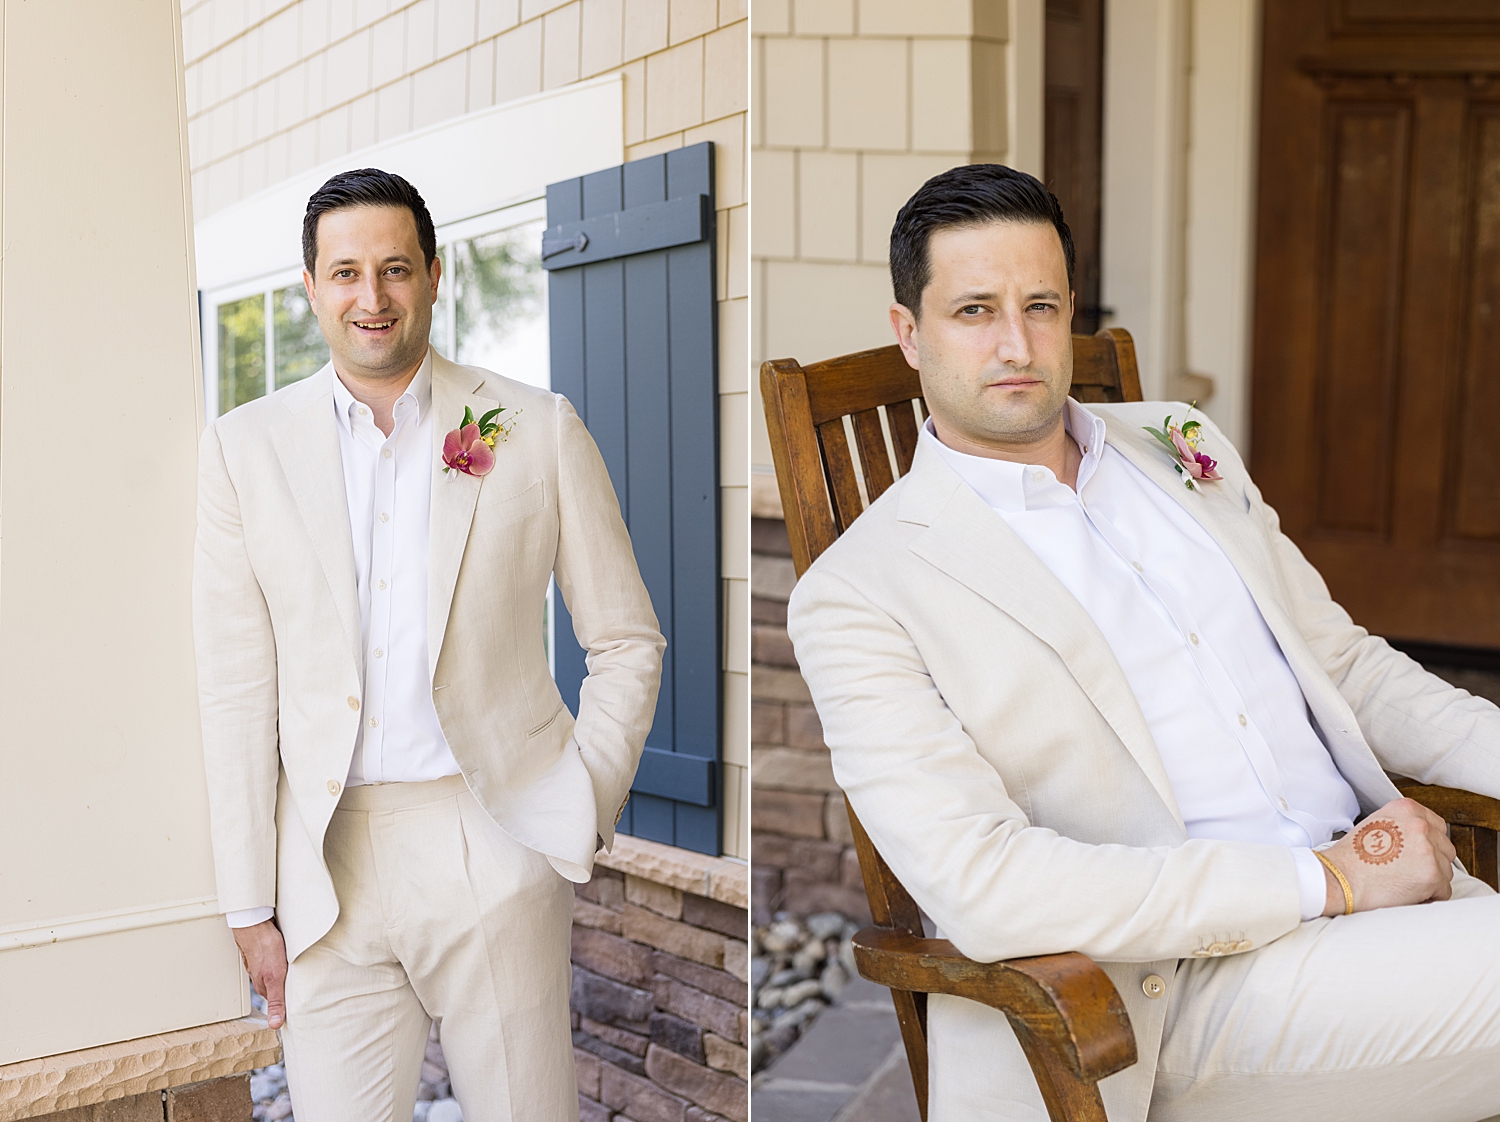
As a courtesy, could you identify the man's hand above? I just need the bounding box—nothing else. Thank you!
[1320,797,1457,917]
[233,920,288,1029]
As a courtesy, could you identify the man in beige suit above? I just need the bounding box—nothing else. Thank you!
[194,169,664,1122]
[786,164,1500,1121]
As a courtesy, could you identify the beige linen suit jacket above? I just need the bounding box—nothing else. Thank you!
[193,350,664,961]
[786,399,1500,1120]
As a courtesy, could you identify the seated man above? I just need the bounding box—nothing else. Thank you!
[785,163,1500,1122]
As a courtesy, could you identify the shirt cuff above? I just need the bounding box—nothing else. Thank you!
[226,906,275,929]
[1292,848,1329,921]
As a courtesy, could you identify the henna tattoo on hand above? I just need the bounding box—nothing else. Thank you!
[1352,818,1403,865]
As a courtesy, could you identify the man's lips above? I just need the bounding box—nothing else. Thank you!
[352,319,397,332]
[987,378,1043,389]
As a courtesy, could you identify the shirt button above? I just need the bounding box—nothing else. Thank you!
[382,448,392,459]
[347,696,360,710]
[1142,974,1166,999]
[1132,561,1144,573]
[1238,714,1248,726]
[377,580,387,590]
[379,512,389,522]
[1278,797,1289,810]
[368,717,379,728]
[1189,633,1199,645]
[1032,471,1045,482]
[358,407,368,416]
[327,780,341,796]
[374,648,384,658]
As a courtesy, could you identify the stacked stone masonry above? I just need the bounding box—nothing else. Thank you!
[750,517,870,927]
[570,863,749,1122]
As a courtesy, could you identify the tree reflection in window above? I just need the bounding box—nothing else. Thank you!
[217,295,265,412]
[274,284,328,389]
[453,226,542,363]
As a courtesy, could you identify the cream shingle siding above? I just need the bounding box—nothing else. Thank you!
[181,0,749,861]
[750,0,1009,467]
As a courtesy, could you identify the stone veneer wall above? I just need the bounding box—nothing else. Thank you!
[571,838,749,1122]
[748,515,870,928]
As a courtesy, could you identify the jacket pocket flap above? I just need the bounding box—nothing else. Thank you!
[478,478,546,522]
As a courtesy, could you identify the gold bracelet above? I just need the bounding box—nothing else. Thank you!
[1314,849,1354,916]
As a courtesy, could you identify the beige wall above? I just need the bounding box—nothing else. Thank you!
[180,0,750,859]
[0,0,246,1065]
[750,0,1012,470]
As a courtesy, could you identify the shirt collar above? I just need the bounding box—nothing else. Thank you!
[920,397,1107,513]
[330,348,434,434]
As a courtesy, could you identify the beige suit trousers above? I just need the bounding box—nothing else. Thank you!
[928,873,1500,1121]
[279,775,577,1122]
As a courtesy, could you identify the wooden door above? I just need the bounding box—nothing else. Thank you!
[1252,0,1500,651]
[1045,0,1106,334]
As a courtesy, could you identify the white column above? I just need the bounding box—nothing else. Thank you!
[0,0,246,1064]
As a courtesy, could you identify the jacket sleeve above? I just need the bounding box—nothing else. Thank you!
[787,564,1304,965]
[192,422,280,915]
[552,395,666,848]
[1210,422,1500,801]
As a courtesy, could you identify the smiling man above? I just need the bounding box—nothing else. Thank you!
[193,168,664,1121]
[785,164,1500,1120]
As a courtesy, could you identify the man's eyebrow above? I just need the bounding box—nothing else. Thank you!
[948,288,1064,305]
[326,254,414,268]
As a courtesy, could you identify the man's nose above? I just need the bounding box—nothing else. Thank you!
[354,273,386,312]
[993,309,1033,367]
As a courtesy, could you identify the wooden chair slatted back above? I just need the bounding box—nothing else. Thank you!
[759,328,1144,1119]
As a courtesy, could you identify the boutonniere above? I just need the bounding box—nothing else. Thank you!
[1143,404,1222,491]
[441,404,521,477]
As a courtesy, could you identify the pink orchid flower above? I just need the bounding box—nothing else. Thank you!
[442,422,496,477]
[1169,426,1222,481]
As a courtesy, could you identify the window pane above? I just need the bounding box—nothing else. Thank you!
[273,284,328,389]
[452,220,548,389]
[429,244,450,355]
[217,295,265,414]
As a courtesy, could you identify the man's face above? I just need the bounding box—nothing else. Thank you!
[891,220,1074,453]
[303,205,440,382]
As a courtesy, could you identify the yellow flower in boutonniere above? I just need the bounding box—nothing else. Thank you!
[441,404,522,477]
[1143,403,1223,492]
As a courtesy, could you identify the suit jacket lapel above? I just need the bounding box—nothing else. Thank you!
[900,442,1186,826]
[1094,411,1314,686]
[1093,408,1395,802]
[427,353,493,675]
[269,366,362,674]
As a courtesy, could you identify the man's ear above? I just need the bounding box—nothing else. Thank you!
[428,253,443,304]
[890,302,919,372]
[302,269,316,310]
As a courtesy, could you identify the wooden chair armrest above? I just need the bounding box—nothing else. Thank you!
[851,927,1138,1084]
[1393,780,1500,832]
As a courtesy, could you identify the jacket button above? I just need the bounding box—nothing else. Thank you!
[327,780,341,796]
[1207,941,1228,955]
[347,696,360,710]
[1142,974,1166,999]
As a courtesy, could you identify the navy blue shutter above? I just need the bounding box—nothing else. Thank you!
[544,142,721,856]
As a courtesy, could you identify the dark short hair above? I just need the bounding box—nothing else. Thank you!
[889,164,1075,316]
[302,168,437,274]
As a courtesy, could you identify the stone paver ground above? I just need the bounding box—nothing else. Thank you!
[751,974,919,1122]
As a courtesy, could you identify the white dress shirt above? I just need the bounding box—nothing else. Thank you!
[228,351,461,928]
[924,399,1358,921]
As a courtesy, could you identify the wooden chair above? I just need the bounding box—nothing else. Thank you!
[759,327,1500,1122]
